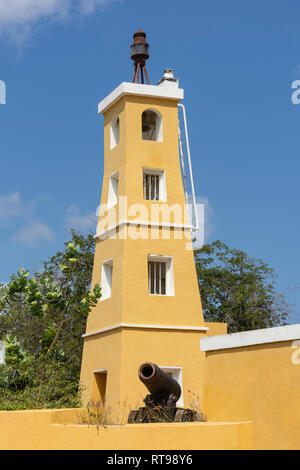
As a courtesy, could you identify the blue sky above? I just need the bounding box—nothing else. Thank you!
[0,0,299,322]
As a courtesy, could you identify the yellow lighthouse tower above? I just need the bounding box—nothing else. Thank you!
[80,31,218,421]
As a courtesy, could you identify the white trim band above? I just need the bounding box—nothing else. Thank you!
[98,82,184,114]
[95,220,194,240]
[83,323,209,338]
[200,324,300,352]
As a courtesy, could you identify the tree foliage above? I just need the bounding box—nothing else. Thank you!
[195,240,289,332]
[0,230,99,409]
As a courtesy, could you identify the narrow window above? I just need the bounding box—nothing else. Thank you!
[92,370,107,406]
[148,256,173,296]
[107,171,119,208]
[143,169,166,201]
[141,109,162,141]
[101,259,113,300]
[110,115,120,149]
[148,261,166,295]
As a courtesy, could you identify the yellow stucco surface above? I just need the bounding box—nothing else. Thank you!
[1,335,299,449]
[80,328,210,414]
[86,93,204,334]
[80,88,207,410]
[203,340,300,449]
[0,408,253,450]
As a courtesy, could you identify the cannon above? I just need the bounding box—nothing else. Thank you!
[138,362,181,408]
[127,362,204,423]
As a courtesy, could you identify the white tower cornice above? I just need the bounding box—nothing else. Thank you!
[98,81,184,114]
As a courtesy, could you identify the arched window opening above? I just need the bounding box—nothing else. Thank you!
[110,115,120,149]
[141,109,162,141]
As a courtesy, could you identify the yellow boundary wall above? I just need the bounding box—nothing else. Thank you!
[202,334,300,450]
[0,408,253,450]
[1,327,299,449]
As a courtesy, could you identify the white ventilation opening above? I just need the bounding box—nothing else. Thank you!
[107,171,119,208]
[110,115,120,149]
[142,109,162,141]
[101,259,113,300]
[159,366,183,406]
[148,255,174,296]
[143,169,166,201]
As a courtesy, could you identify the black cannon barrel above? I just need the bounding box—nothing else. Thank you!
[138,362,181,405]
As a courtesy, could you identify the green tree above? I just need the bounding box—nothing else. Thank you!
[195,240,289,333]
[0,230,100,409]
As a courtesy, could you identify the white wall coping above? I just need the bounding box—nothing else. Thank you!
[200,324,300,352]
[98,82,184,114]
[83,322,208,338]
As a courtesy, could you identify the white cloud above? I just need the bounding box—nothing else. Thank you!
[79,0,113,14]
[0,0,118,43]
[0,191,22,219]
[0,0,68,26]
[0,0,121,46]
[0,191,55,245]
[0,191,34,227]
[0,0,69,42]
[65,204,96,233]
[12,218,55,246]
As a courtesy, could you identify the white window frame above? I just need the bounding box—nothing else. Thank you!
[101,258,113,301]
[143,168,166,202]
[159,366,183,407]
[148,255,174,296]
[110,115,120,149]
[107,171,119,208]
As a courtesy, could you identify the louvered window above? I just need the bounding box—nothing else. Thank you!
[144,173,159,201]
[143,169,166,201]
[148,261,166,295]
